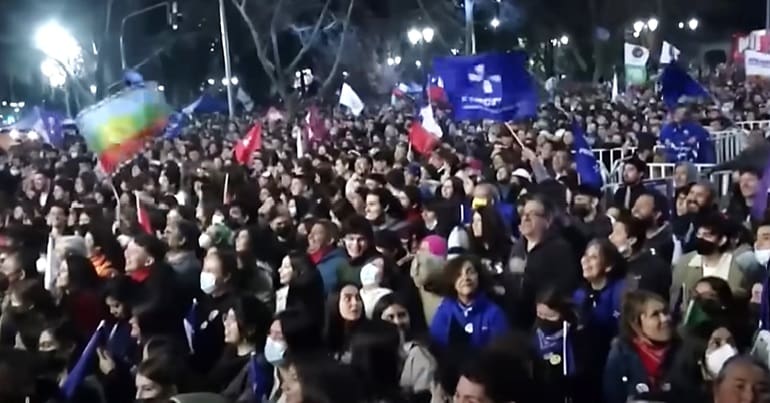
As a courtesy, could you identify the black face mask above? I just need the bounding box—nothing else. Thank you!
[274,226,292,240]
[536,318,563,335]
[571,205,592,219]
[695,238,719,256]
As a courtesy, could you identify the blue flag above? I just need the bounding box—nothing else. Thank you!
[432,52,538,121]
[183,299,197,353]
[164,112,187,139]
[61,321,105,399]
[660,63,710,109]
[182,93,229,115]
[571,119,602,189]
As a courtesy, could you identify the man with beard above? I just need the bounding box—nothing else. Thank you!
[632,190,675,265]
[611,156,646,210]
[569,184,612,241]
[679,180,718,254]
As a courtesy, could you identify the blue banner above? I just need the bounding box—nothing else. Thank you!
[572,118,603,189]
[660,63,709,109]
[432,52,538,122]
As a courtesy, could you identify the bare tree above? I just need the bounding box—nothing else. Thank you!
[230,0,355,115]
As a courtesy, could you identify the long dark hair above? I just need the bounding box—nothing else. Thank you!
[323,283,366,355]
[285,252,326,321]
[276,308,325,358]
[470,206,511,262]
[349,320,404,402]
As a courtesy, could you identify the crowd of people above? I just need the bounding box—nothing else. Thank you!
[0,73,770,403]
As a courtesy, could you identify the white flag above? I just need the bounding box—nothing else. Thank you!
[236,87,254,112]
[624,43,650,66]
[611,72,619,102]
[660,41,681,65]
[339,83,364,116]
[419,105,443,138]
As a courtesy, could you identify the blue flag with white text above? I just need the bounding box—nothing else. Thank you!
[660,63,710,109]
[571,119,602,189]
[432,52,538,121]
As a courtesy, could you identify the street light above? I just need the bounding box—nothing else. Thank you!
[647,17,659,32]
[387,57,395,66]
[490,17,500,29]
[678,22,685,29]
[207,78,215,85]
[688,18,699,31]
[394,56,401,65]
[632,20,645,33]
[415,60,422,68]
[40,59,66,88]
[422,27,434,43]
[89,85,97,95]
[407,28,422,45]
[559,35,569,45]
[158,85,165,92]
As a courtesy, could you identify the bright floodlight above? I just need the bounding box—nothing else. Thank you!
[158,85,165,92]
[394,56,401,65]
[678,22,685,29]
[688,18,699,31]
[231,77,239,85]
[415,60,422,68]
[632,31,640,38]
[40,59,66,88]
[407,28,422,45]
[632,20,645,32]
[89,85,97,95]
[647,17,659,32]
[560,35,569,45]
[490,18,500,28]
[422,27,434,43]
[387,57,394,66]
[207,78,215,85]
[34,21,83,75]
[451,48,459,55]
[17,102,24,108]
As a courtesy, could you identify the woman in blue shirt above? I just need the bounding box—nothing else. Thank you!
[430,255,509,389]
[573,238,628,402]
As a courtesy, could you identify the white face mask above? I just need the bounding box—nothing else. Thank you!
[199,233,212,249]
[200,272,217,294]
[756,249,770,267]
[360,263,380,287]
[705,344,737,376]
[263,337,287,364]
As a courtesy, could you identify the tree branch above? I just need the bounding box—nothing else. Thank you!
[320,0,355,93]
[270,0,287,75]
[286,0,333,73]
[231,0,277,81]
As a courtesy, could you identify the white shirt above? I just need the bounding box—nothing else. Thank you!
[701,253,733,281]
[275,286,289,313]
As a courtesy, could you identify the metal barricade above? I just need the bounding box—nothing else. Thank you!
[711,128,745,164]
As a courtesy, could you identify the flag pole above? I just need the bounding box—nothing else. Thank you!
[223,173,230,205]
[562,321,568,377]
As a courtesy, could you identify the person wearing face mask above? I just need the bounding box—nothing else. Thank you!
[603,290,681,403]
[568,184,612,243]
[610,213,671,299]
[671,213,748,310]
[531,289,582,403]
[192,249,239,374]
[358,261,394,318]
[753,221,770,270]
[670,322,739,403]
[208,296,272,401]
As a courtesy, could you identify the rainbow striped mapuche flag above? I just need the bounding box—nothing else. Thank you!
[77,84,170,173]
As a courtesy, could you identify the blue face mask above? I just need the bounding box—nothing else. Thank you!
[263,337,287,364]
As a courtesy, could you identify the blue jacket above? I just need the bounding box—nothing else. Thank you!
[603,339,678,403]
[573,279,626,338]
[430,294,509,349]
[660,121,715,163]
[316,248,347,294]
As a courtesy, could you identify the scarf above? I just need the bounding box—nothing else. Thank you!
[534,326,575,376]
[632,338,669,386]
[309,246,332,265]
[129,267,151,283]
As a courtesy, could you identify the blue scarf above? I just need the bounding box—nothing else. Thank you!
[534,326,575,376]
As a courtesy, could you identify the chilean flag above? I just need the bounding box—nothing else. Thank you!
[234,124,262,165]
[136,195,153,234]
[427,75,447,103]
[408,104,443,155]
[305,106,328,143]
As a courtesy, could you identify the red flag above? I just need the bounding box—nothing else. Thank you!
[305,106,328,143]
[408,121,439,155]
[234,124,262,165]
[136,196,152,234]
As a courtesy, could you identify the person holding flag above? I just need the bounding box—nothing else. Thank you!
[660,105,715,164]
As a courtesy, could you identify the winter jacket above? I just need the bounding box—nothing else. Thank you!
[429,294,509,349]
[316,248,347,294]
